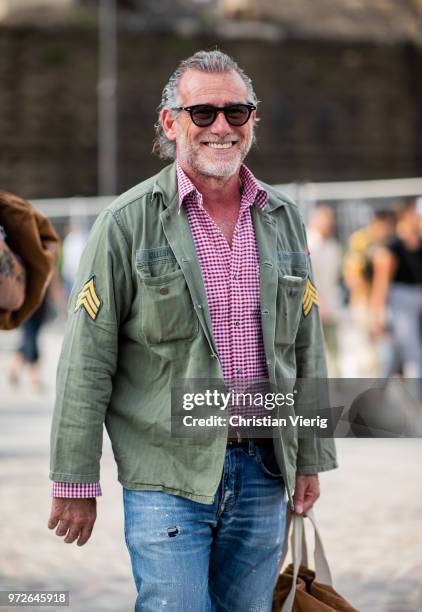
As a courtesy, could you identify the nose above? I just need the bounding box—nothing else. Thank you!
[209,110,232,136]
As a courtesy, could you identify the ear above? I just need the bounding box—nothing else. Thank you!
[161,107,178,141]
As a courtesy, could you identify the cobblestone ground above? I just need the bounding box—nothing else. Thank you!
[0,323,421,612]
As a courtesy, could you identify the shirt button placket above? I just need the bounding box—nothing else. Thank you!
[231,216,244,379]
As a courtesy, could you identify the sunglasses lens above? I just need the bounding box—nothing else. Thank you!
[188,104,254,127]
[226,106,250,125]
[191,107,216,126]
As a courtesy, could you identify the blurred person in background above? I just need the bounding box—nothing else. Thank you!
[0,226,26,312]
[8,270,64,392]
[343,210,395,375]
[8,294,50,391]
[307,205,342,375]
[371,197,422,399]
[344,210,395,307]
[61,221,89,299]
[0,190,60,331]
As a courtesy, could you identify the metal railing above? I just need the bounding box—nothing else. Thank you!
[32,176,422,244]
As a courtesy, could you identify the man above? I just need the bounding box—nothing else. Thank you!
[49,51,337,611]
[307,206,342,375]
[343,209,395,375]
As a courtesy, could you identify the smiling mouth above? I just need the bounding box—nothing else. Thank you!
[202,142,237,149]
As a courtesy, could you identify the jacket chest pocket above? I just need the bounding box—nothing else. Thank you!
[136,253,199,345]
[275,251,308,346]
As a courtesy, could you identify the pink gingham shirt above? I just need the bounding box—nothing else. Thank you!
[53,162,269,498]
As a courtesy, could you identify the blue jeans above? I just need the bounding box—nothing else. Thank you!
[123,440,288,612]
[388,284,422,399]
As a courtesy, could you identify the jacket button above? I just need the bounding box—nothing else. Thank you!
[159,287,169,295]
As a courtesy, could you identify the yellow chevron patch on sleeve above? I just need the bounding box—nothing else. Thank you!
[74,276,102,320]
[302,277,319,317]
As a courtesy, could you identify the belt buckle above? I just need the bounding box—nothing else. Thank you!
[227,431,246,446]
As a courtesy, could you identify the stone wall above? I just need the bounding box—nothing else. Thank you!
[0,25,421,198]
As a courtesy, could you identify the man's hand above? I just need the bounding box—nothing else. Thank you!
[48,498,96,546]
[293,474,320,515]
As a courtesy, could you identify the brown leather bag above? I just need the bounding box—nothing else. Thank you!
[272,510,359,612]
[0,191,60,330]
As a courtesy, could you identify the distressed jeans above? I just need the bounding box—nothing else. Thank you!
[123,440,288,612]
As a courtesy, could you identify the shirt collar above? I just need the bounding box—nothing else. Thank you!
[176,162,268,212]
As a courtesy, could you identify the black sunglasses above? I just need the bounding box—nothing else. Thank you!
[172,103,256,127]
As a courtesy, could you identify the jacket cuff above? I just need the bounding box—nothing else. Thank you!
[295,460,339,475]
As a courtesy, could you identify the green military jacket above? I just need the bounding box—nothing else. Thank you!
[50,162,337,509]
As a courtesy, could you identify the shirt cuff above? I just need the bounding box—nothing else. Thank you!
[52,481,102,498]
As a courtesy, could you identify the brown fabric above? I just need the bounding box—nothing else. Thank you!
[0,191,60,330]
[272,563,359,612]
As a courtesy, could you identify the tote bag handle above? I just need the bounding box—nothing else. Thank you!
[279,508,333,612]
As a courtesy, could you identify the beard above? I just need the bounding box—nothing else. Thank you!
[176,129,255,180]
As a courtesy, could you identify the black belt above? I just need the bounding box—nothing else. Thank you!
[226,437,274,447]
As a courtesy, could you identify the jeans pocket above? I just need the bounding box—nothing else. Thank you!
[255,444,284,479]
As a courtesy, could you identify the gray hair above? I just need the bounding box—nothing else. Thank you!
[152,50,259,160]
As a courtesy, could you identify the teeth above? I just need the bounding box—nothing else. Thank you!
[206,142,232,149]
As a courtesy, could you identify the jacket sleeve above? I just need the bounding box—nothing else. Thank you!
[49,208,133,483]
[294,223,338,475]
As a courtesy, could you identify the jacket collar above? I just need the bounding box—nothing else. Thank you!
[152,162,179,207]
[151,161,288,213]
